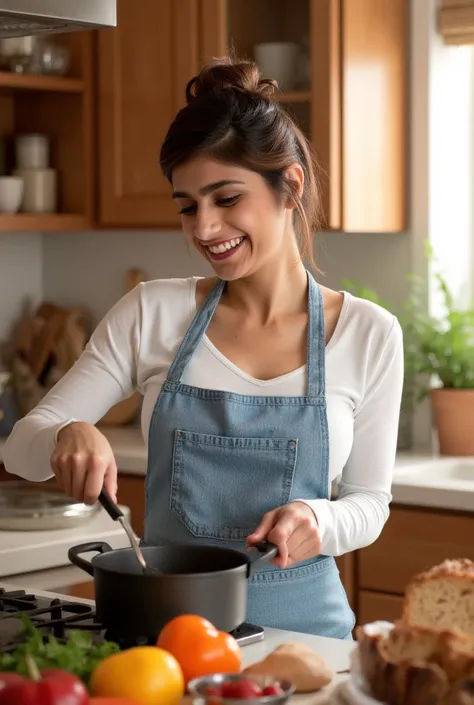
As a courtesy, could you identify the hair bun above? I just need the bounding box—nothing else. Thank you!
[186,57,277,104]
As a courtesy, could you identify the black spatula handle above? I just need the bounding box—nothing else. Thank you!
[99,488,123,521]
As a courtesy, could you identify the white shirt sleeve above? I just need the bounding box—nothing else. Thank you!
[3,286,142,481]
[299,317,404,556]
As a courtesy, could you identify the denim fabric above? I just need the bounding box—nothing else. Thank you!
[143,271,355,638]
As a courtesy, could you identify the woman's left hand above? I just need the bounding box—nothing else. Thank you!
[247,502,321,569]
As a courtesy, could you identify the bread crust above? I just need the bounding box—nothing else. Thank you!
[356,559,474,704]
[356,623,474,705]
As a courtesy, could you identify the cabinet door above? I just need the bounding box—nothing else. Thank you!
[116,474,146,538]
[97,0,199,227]
[199,0,407,233]
[342,0,407,231]
[358,591,404,625]
[358,506,474,594]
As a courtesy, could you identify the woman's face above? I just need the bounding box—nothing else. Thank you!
[171,156,299,281]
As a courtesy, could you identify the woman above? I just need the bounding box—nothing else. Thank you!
[3,57,404,639]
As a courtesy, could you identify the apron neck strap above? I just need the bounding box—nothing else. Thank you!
[166,279,225,383]
[306,272,326,399]
[166,272,326,399]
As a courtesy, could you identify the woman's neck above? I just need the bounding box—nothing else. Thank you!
[225,257,309,325]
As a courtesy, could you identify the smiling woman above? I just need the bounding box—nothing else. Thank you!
[3,56,404,641]
[160,57,321,273]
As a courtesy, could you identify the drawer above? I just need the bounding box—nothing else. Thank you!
[117,474,146,537]
[358,590,404,625]
[66,581,95,600]
[359,506,474,593]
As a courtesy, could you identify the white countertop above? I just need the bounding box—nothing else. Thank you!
[0,581,354,704]
[3,425,474,512]
[0,506,131,579]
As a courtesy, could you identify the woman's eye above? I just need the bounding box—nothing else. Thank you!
[217,195,240,207]
[178,204,197,215]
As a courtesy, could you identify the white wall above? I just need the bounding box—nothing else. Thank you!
[0,232,42,342]
[41,229,411,326]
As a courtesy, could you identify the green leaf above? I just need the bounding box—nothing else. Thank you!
[0,612,120,685]
[346,251,474,396]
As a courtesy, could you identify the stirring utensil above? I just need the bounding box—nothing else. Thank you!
[98,488,160,575]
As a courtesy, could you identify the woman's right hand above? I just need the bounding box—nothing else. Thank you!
[50,422,118,505]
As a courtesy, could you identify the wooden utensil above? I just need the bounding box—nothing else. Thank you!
[27,306,71,380]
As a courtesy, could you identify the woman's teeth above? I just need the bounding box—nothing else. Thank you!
[207,237,244,254]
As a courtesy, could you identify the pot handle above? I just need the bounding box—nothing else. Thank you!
[68,541,113,577]
[246,541,278,577]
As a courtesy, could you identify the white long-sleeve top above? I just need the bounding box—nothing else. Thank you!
[4,277,404,556]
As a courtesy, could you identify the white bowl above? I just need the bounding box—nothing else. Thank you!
[0,176,24,214]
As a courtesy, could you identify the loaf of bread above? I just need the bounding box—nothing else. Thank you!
[402,558,474,639]
[243,642,333,693]
[356,622,474,705]
[355,558,474,705]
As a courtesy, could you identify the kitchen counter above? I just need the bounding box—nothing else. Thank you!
[0,581,355,704]
[0,506,131,589]
[3,426,474,512]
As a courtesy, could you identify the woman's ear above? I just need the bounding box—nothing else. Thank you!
[284,163,305,207]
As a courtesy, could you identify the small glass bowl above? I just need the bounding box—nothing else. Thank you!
[188,673,295,705]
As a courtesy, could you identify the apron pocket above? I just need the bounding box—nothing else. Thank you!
[171,429,298,541]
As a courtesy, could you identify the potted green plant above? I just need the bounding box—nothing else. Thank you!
[343,266,474,456]
[407,269,474,455]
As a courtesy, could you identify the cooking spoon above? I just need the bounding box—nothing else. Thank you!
[98,488,161,575]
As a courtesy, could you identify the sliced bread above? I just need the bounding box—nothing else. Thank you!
[403,559,474,639]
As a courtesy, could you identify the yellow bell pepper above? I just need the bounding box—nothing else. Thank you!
[90,646,185,705]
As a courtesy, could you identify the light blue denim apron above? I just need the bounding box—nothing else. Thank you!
[143,272,355,639]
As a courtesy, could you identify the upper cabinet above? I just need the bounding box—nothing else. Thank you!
[2,0,407,232]
[97,0,200,228]
[199,0,408,232]
[0,33,94,232]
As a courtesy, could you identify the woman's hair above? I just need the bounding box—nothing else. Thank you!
[160,56,322,267]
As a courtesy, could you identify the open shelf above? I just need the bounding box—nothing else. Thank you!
[0,72,84,93]
[0,213,89,231]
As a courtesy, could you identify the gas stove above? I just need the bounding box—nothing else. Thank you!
[0,588,264,652]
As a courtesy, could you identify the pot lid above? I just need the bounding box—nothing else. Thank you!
[0,481,99,521]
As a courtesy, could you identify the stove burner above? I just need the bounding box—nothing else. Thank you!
[0,588,264,652]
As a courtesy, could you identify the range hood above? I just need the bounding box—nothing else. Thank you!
[0,0,116,38]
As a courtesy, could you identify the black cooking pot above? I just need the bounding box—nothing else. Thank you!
[68,540,277,637]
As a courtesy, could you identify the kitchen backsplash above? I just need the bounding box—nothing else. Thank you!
[0,232,43,342]
[43,229,411,327]
[0,228,411,339]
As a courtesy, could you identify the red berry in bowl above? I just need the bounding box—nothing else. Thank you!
[221,680,263,699]
[262,685,284,697]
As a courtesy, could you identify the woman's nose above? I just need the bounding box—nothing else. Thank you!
[194,206,222,241]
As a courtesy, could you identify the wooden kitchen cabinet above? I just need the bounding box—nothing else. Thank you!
[358,505,474,594]
[358,590,404,625]
[354,505,474,625]
[199,0,408,232]
[117,473,146,537]
[97,0,200,227]
[0,33,94,232]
